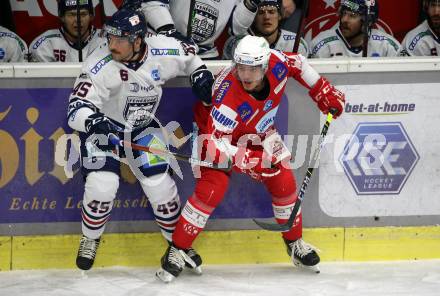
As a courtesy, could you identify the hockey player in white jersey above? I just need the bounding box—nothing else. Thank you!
[124,0,262,59]
[67,7,214,271]
[310,0,400,58]
[0,26,28,62]
[222,0,308,59]
[400,0,440,56]
[29,0,104,62]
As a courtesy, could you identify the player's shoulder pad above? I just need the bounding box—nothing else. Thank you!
[0,28,27,52]
[146,35,185,57]
[404,23,432,52]
[370,29,401,51]
[310,29,339,56]
[30,29,62,50]
[84,45,113,76]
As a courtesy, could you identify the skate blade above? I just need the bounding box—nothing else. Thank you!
[293,259,320,274]
[156,268,176,283]
[189,266,202,275]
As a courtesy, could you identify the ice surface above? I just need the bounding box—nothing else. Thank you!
[0,260,439,296]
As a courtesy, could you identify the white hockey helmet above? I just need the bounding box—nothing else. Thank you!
[233,35,271,72]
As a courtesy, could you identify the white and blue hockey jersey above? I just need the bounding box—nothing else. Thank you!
[68,35,204,131]
[400,20,440,56]
[140,0,256,59]
[222,29,309,59]
[0,26,28,62]
[310,24,401,58]
[29,27,105,62]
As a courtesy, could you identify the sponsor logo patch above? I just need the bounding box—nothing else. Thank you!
[215,80,231,103]
[237,102,253,122]
[272,62,287,81]
[90,54,112,74]
[150,48,180,56]
[211,106,238,130]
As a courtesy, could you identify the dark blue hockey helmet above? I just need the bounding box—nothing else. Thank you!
[58,0,94,17]
[340,0,379,25]
[258,0,282,12]
[105,8,147,43]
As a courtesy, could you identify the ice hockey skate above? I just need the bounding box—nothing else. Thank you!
[76,235,100,271]
[183,247,203,275]
[284,238,320,273]
[156,244,203,283]
[156,244,186,283]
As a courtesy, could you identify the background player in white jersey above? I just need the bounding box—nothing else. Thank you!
[124,0,262,59]
[0,26,28,62]
[400,0,440,56]
[29,0,104,62]
[156,36,345,283]
[310,0,400,58]
[67,7,214,271]
[222,0,308,59]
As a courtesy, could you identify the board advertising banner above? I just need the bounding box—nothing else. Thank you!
[319,83,440,217]
[0,86,289,224]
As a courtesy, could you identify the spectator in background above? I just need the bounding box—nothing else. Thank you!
[223,0,308,59]
[124,0,261,59]
[29,0,104,62]
[400,0,440,56]
[310,0,400,58]
[0,25,28,62]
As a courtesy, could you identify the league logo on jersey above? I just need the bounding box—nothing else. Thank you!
[339,122,419,195]
[215,80,231,103]
[151,69,160,81]
[263,100,273,112]
[237,102,253,122]
[191,2,219,43]
[272,62,287,81]
[123,96,158,127]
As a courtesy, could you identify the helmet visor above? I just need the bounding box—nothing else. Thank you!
[233,63,266,83]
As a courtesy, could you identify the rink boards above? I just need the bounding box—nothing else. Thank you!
[0,59,440,270]
[1,226,440,270]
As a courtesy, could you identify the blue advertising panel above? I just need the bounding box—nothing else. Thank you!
[0,87,289,223]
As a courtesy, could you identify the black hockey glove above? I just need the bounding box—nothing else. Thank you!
[158,26,198,55]
[190,66,214,105]
[85,113,118,140]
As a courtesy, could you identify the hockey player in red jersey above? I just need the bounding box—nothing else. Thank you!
[156,35,345,282]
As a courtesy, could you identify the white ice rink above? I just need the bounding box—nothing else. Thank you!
[1,260,439,296]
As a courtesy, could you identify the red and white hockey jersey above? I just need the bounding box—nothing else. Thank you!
[202,50,321,159]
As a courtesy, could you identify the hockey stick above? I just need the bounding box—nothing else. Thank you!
[362,0,371,57]
[253,109,337,232]
[108,133,232,172]
[292,0,310,53]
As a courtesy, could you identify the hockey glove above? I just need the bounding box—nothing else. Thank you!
[309,77,345,119]
[235,149,281,180]
[190,66,214,105]
[85,113,116,136]
[158,26,198,56]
